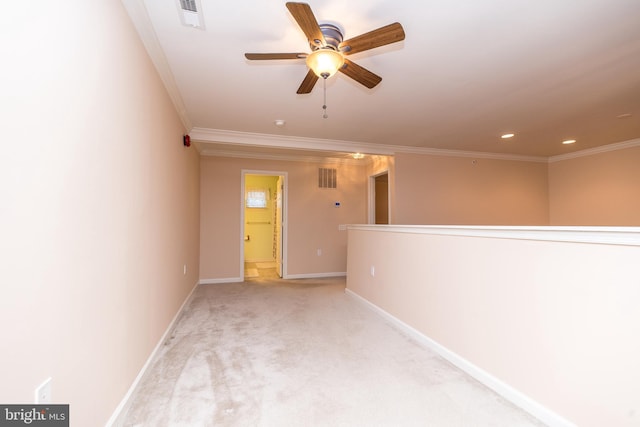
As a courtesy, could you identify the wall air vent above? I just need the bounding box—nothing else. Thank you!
[318,168,337,189]
[176,0,205,29]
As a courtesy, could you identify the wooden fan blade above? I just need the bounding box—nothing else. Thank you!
[339,58,382,89]
[297,69,319,94]
[339,22,405,55]
[245,53,307,60]
[286,2,326,47]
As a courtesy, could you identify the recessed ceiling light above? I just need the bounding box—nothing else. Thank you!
[501,133,515,139]
[562,139,576,145]
[352,153,365,159]
[274,119,286,127]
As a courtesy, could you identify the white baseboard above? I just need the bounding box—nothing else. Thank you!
[344,288,575,427]
[106,281,200,427]
[285,272,346,279]
[199,277,243,284]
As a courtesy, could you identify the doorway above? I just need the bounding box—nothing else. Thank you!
[369,171,389,224]
[241,171,287,279]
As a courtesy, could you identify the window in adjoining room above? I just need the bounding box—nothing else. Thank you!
[246,188,269,208]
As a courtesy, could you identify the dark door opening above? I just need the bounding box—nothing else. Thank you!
[374,172,389,224]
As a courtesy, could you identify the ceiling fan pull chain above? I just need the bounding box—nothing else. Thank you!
[322,77,328,119]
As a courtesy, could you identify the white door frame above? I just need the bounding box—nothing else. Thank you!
[368,170,390,224]
[241,170,288,279]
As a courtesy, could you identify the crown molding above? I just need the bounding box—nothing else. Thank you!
[189,127,398,155]
[393,145,547,163]
[548,138,640,163]
[121,0,192,130]
[190,127,549,163]
[198,146,368,165]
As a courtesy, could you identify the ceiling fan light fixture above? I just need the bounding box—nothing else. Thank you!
[306,49,344,79]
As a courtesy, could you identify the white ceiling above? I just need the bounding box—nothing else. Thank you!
[125,0,640,159]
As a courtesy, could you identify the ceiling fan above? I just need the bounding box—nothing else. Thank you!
[244,2,405,94]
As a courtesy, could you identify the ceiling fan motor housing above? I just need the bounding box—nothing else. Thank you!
[311,23,344,51]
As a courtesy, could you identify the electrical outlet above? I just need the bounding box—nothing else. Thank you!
[35,377,52,404]
[370,266,375,277]
[183,264,187,275]
[317,249,322,256]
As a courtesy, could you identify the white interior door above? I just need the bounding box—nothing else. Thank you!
[275,176,283,277]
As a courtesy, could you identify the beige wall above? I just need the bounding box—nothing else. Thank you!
[393,153,549,225]
[347,226,640,427]
[549,143,640,225]
[200,156,367,280]
[0,1,200,425]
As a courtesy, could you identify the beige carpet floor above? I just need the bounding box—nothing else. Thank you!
[122,276,545,426]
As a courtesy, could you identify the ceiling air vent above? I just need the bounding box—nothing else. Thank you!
[176,0,205,29]
[318,168,337,189]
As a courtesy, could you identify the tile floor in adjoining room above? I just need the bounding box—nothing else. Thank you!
[244,261,279,280]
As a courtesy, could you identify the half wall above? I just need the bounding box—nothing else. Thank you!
[346,225,640,426]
